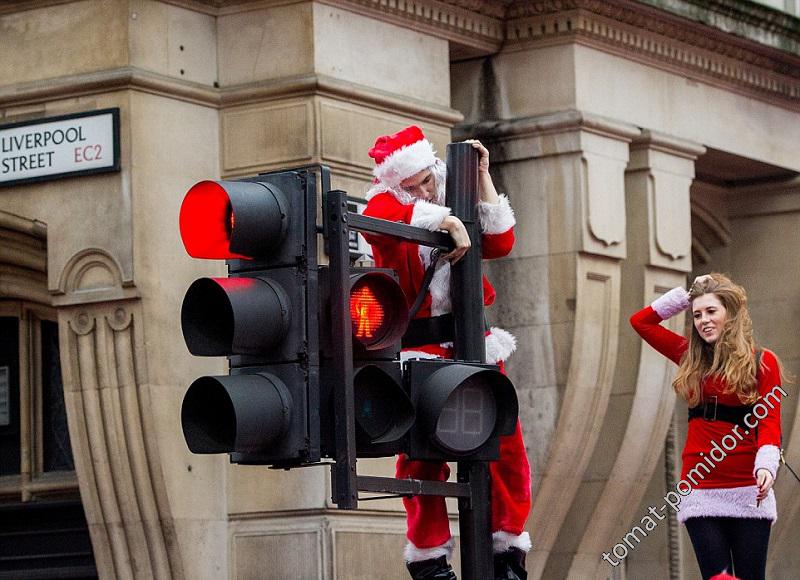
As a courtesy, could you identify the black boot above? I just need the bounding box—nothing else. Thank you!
[493,547,527,580]
[406,555,457,580]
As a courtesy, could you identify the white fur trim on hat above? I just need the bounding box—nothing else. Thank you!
[651,287,690,320]
[404,537,454,563]
[754,444,781,480]
[676,486,776,523]
[410,199,451,232]
[374,138,438,190]
[492,531,532,554]
[478,195,516,234]
[486,327,517,364]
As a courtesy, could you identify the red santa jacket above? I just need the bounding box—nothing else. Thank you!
[630,304,783,489]
[362,190,517,363]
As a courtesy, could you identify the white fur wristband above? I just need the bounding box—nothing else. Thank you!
[754,445,781,479]
[651,287,690,319]
[410,199,451,231]
[478,195,516,234]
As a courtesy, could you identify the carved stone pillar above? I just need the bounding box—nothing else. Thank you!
[54,250,182,580]
[466,110,638,580]
[568,131,704,578]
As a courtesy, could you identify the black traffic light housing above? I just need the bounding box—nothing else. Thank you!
[404,359,518,462]
[178,167,322,467]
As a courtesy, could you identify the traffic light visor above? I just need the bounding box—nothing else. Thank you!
[181,276,291,356]
[353,364,414,444]
[350,272,409,351]
[181,373,291,454]
[179,180,288,259]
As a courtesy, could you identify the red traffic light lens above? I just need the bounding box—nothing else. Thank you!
[179,181,250,260]
[349,272,408,351]
[179,179,288,260]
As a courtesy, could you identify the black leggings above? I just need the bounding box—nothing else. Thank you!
[685,517,771,580]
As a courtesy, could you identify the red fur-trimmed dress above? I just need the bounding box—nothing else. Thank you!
[362,188,532,562]
[630,287,783,523]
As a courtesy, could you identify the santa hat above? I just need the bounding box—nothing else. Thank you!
[368,125,438,190]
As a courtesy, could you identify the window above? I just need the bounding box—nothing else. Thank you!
[0,301,77,502]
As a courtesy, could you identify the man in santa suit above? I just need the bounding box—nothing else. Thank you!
[361,126,532,580]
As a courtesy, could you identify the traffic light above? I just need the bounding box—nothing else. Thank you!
[178,169,321,466]
[177,171,520,469]
[320,267,415,458]
[404,359,519,462]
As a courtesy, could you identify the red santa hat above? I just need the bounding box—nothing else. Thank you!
[368,125,438,190]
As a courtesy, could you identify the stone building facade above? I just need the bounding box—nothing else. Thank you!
[0,0,798,578]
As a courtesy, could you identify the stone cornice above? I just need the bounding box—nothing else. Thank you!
[503,1,800,110]
[454,109,642,143]
[159,0,504,56]
[506,1,800,63]
[0,67,220,109]
[3,1,799,109]
[630,129,707,160]
[638,0,800,54]
[0,67,463,125]
[321,0,504,56]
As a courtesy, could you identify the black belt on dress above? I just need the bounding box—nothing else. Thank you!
[688,396,754,430]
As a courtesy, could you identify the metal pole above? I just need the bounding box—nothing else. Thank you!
[446,143,493,580]
[324,189,358,509]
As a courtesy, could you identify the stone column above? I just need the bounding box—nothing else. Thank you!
[568,131,704,578]
[466,111,639,580]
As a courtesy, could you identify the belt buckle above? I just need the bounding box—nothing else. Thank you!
[703,396,718,421]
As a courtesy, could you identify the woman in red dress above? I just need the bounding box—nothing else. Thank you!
[630,273,786,580]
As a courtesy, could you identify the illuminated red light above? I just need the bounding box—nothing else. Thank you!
[350,285,385,340]
[179,181,250,260]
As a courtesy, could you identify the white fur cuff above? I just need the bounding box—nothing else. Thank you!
[404,537,454,563]
[478,195,516,234]
[754,445,781,479]
[410,199,451,232]
[493,531,532,554]
[486,327,517,364]
[651,287,690,319]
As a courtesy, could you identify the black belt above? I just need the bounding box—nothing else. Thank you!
[688,396,754,429]
[401,313,493,349]
[402,314,455,349]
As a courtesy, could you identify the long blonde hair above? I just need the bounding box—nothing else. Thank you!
[672,273,760,406]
